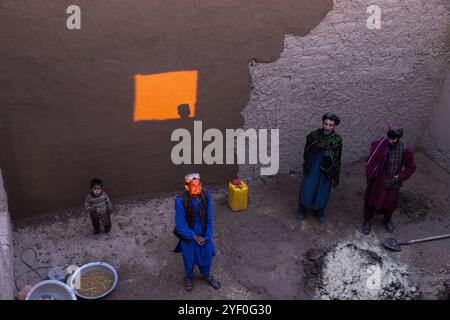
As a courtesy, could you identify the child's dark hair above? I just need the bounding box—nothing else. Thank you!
[90,178,103,188]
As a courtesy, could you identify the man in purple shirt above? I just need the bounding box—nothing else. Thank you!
[361,127,416,235]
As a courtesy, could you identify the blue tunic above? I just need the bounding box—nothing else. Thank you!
[299,150,332,210]
[174,192,215,276]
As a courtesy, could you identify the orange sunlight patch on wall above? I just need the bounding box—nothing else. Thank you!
[133,70,198,121]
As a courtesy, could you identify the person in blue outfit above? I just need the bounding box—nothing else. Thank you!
[173,173,221,292]
[297,113,343,223]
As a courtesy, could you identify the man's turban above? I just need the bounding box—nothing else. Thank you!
[387,127,403,139]
[322,113,341,126]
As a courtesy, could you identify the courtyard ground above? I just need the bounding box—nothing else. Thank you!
[12,153,450,299]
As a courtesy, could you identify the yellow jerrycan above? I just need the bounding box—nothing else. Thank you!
[227,179,248,212]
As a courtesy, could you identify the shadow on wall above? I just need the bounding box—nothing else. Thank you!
[0,0,333,218]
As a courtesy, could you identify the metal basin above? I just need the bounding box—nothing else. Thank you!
[26,280,77,300]
[68,262,118,299]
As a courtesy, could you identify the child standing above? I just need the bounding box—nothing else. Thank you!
[84,178,113,234]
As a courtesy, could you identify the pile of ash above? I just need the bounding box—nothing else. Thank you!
[303,241,419,300]
[398,190,433,223]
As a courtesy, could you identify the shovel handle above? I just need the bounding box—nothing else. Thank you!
[405,234,450,245]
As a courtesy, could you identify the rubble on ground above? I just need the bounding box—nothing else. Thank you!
[304,241,419,300]
[398,191,433,223]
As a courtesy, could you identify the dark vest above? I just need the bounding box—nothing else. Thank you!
[384,142,406,189]
[173,190,208,242]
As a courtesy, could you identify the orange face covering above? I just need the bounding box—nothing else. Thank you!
[185,179,202,196]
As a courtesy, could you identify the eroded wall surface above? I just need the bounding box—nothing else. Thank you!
[424,66,450,172]
[240,0,450,179]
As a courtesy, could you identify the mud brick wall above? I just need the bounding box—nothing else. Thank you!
[424,66,450,173]
[0,0,332,218]
[0,169,14,300]
[239,0,450,179]
[1,0,449,217]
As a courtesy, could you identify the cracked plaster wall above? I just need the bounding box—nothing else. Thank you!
[239,0,450,180]
[423,65,450,172]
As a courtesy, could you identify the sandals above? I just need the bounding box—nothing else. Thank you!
[385,221,395,233]
[360,220,394,235]
[296,211,305,220]
[204,275,221,290]
[317,214,326,224]
[361,221,371,235]
[184,275,221,291]
[184,277,193,292]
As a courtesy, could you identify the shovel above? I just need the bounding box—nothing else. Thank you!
[382,234,450,251]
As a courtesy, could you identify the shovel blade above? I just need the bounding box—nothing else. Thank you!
[382,237,402,251]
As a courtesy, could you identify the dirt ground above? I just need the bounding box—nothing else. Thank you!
[12,152,450,299]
